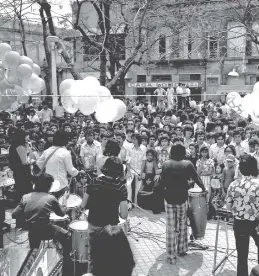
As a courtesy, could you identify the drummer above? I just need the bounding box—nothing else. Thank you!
[36,130,85,198]
[12,173,72,276]
[78,156,128,274]
[160,144,206,264]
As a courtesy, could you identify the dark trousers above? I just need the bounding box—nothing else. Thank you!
[28,223,72,276]
[177,96,182,109]
[233,219,259,276]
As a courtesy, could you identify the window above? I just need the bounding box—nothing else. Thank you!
[227,22,246,57]
[208,36,219,58]
[179,74,190,81]
[207,77,219,85]
[159,35,166,57]
[151,75,172,81]
[137,75,146,82]
[179,74,201,81]
[190,74,201,81]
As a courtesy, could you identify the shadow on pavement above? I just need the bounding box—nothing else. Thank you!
[146,252,203,276]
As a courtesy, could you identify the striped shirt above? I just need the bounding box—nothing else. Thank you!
[86,174,127,227]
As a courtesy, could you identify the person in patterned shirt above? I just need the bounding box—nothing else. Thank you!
[226,154,259,276]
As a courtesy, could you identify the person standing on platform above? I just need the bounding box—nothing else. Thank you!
[154,84,166,106]
[160,144,205,264]
[167,83,176,110]
[176,83,183,110]
[226,154,259,276]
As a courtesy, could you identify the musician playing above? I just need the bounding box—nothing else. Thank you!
[225,154,259,276]
[79,156,128,274]
[12,173,71,276]
[160,144,206,264]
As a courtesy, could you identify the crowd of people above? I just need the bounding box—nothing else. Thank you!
[0,94,259,276]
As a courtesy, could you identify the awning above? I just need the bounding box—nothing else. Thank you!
[217,85,253,94]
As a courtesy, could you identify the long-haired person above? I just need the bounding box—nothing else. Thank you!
[226,155,259,276]
[90,225,135,276]
[160,144,205,264]
[36,130,84,198]
[79,156,128,274]
[8,128,33,201]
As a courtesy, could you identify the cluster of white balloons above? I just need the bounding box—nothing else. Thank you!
[0,43,45,111]
[226,82,259,127]
[59,76,126,123]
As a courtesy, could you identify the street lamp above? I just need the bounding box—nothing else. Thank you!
[47,35,59,109]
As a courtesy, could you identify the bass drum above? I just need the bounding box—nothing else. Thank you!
[188,187,207,240]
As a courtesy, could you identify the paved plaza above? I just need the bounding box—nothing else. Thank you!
[3,207,258,276]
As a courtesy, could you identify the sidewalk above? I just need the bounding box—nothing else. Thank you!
[4,208,258,275]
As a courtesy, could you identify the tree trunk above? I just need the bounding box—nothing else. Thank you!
[17,15,27,56]
[40,6,51,95]
[99,49,107,86]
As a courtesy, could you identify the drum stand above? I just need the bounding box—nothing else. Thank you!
[212,212,236,275]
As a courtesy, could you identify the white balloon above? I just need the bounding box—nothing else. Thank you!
[17,89,30,104]
[59,79,75,95]
[22,73,39,91]
[70,80,85,104]
[16,64,33,80]
[95,100,117,123]
[14,85,25,96]
[4,51,20,69]
[83,76,100,88]
[0,43,12,60]
[7,69,18,84]
[7,101,19,112]
[97,86,112,103]
[61,89,78,113]
[78,89,99,115]
[226,91,242,114]
[32,63,41,75]
[241,94,254,117]
[253,82,259,94]
[113,99,127,121]
[19,56,33,67]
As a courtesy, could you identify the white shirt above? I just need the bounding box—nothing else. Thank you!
[176,86,183,95]
[209,143,226,164]
[39,108,53,122]
[37,146,78,190]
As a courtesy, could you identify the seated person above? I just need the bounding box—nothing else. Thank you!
[90,225,135,276]
[12,173,71,276]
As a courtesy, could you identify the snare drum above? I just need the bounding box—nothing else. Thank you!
[69,220,88,263]
[118,217,130,235]
[49,213,69,229]
[59,194,82,220]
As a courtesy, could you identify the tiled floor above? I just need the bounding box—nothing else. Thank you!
[3,207,259,275]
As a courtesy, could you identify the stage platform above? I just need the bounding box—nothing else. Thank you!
[3,207,258,276]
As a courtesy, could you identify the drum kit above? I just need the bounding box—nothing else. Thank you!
[49,192,131,264]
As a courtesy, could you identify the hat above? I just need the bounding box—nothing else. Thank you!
[226,154,235,162]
